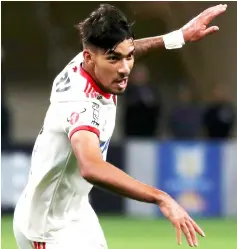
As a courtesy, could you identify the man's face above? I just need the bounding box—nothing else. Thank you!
[85,39,135,95]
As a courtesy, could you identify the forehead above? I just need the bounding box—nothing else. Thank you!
[112,39,134,55]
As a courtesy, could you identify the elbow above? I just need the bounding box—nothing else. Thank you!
[80,166,92,181]
[80,163,97,183]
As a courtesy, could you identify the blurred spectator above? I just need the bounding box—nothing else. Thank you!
[124,63,161,138]
[1,102,11,148]
[203,85,235,139]
[1,47,11,148]
[169,86,202,140]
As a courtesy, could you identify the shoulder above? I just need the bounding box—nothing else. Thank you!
[50,52,88,102]
[49,52,117,107]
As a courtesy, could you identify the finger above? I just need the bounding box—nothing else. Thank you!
[203,4,227,15]
[200,4,224,16]
[187,5,226,30]
[189,218,205,237]
[202,26,219,37]
[181,222,194,247]
[185,220,198,247]
[175,224,182,245]
[205,6,227,24]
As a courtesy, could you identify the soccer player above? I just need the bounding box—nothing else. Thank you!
[13,4,227,249]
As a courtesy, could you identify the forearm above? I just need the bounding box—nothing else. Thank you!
[134,30,185,56]
[81,161,166,205]
[134,36,164,55]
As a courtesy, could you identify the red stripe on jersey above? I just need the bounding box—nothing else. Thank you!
[87,85,93,94]
[80,66,111,99]
[69,125,100,140]
[33,242,37,249]
[84,81,89,93]
[33,241,46,249]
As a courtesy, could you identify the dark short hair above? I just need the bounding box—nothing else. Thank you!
[76,4,134,51]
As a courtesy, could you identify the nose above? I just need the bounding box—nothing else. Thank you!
[118,60,130,77]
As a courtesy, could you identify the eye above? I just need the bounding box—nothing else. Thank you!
[126,53,134,60]
[108,56,119,61]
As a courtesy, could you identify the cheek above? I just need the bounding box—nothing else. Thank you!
[129,59,135,70]
[95,64,115,83]
[95,66,107,82]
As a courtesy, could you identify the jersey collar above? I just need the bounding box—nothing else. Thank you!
[80,65,111,99]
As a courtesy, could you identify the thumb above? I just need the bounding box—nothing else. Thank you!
[202,26,219,36]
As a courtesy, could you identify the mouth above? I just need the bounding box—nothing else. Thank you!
[114,78,128,89]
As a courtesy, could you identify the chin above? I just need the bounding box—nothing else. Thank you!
[112,88,126,95]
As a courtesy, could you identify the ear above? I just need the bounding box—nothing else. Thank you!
[83,49,94,66]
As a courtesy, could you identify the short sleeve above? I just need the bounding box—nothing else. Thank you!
[63,101,102,140]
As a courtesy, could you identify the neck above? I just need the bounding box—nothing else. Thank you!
[81,62,95,80]
[81,62,102,89]
[81,62,111,96]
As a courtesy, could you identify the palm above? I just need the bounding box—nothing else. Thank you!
[182,4,227,42]
[159,195,205,247]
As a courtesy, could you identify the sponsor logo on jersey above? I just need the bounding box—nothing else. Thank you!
[91,102,100,127]
[67,108,86,124]
[68,112,80,125]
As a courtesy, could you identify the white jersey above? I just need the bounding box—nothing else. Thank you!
[14,52,117,242]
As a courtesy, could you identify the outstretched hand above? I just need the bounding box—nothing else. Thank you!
[159,194,205,247]
[181,4,227,42]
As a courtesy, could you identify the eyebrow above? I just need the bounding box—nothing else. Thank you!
[106,48,135,57]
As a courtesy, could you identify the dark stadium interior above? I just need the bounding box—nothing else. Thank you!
[1,2,237,249]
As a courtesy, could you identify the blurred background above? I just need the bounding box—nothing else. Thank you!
[1,1,237,249]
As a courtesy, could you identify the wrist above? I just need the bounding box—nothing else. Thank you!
[180,27,190,43]
[163,30,185,50]
[154,190,170,206]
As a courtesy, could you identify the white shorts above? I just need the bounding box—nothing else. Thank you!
[13,220,108,249]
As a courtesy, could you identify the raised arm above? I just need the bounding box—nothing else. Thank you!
[134,4,227,55]
[71,130,205,247]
